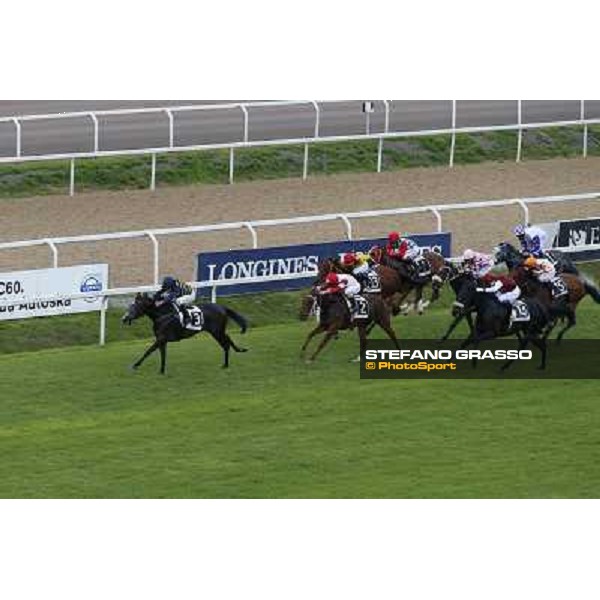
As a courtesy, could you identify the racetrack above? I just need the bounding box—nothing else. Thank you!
[1,156,599,286]
[1,300,599,498]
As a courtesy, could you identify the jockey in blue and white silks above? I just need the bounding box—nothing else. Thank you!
[514,224,548,258]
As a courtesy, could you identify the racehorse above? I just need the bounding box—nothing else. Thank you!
[298,287,401,362]
[369,246,451,314]
[316,257,412,315]
[452,274,553,370]
[122,293,248,372]
[496,242,600,341]
[438,268,476,342]
[495,241,579,275]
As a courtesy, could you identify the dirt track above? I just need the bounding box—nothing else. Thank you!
[2,157,600,286]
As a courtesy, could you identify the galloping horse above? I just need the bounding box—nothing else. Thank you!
[495,242,600,341]
[369,246,451,314]
[316,257,412,315]
[452,274,553,370]
[299,287,400,362]
[122,293,248,372]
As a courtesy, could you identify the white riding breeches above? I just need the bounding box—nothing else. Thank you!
[404,246,422,261]
[343,281,361,297]
[497,287,520,305]
[352,263,370,276]
[536,271,555,283]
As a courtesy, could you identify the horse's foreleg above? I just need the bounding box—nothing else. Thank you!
[159,342,168,374]
[439,314,463,342]
[131,340,160,370]
[308,327,336,362]
[300,324,324,358]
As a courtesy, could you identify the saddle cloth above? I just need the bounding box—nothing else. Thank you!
[511,300,530,323]
[182,306,204,331]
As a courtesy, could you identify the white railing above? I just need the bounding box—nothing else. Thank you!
[0,100,598,195]
[2,238,599,347]
[1,191,598,286]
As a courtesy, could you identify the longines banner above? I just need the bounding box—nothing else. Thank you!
[555,217,600,260]
[196,233,452,296]
[0,264,109,321]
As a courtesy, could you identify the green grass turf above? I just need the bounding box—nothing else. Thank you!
[2,126,600,197]
[1,296,599,498]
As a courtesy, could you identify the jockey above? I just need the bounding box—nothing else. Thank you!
[462,248,494,278]
[154,276,195,327]
[321,271,362,315]
[341,251,374,288]
[514,224,548,258]
[385,231,422,279]
[476,272,521,307]
[522,255,556,284]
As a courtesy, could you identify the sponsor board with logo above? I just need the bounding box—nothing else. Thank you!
[0,264,109,321]
[196,233,451,296]
[554,217,600,260]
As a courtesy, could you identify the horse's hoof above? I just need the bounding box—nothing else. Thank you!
[221,364,229,369]
[129,364,139,372]
[350,356,361,363]
[239,348,248,353]
[305,359,314,365]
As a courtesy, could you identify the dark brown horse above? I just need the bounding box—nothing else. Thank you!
[299,288,401,362]
[316,257,412,316]
[510,265,600,341]
[369,246,451,314]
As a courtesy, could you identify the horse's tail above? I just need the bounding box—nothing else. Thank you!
[224,307,248,333]
[583,277,600,304]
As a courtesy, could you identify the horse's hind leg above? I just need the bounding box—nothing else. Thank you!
[227,334,247,353]
[208,330,231,368]
[131,340,159,371]
[556,308,576,343]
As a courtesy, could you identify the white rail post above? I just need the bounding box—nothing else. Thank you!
[338,214,353,240]
[303,142,309,180]
[581,100,588,158]
[378,100,390,174]
[515,198,530,225]
[165,108,174,148]
[377,137,384,173]
[150,153,157,191]
[89,113,99,153]
[243,222,259,248]
[311,101,321,138]
[383,100,390,134]
[99,296,108,346]
[229,147,235,184]
[240,104,249,142]
[69,159,75,196]
[45,239,59,268]
[211,283,217,304]
[429,208,443,232]
[145,231,160,284]
[449,100,456,167]
[12,118,21,157]
[516,100,523,163]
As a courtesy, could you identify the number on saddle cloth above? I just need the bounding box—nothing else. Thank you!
[185,306,204,331]
[362,271,381,293]
[414,256,431,276]
[511,300,530,323]
[353,295,370,319]
[551,277,568,299]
